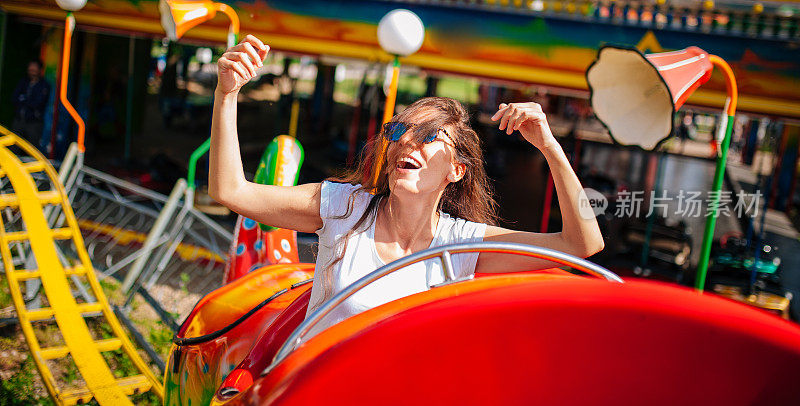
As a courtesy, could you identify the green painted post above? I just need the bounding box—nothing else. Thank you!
[694,115,735,291]
[187,137,211,190]
[184,29,237,190]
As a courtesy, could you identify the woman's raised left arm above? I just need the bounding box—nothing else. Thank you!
[475,102,604,273]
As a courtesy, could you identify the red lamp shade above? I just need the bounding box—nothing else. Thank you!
[586,45,713,150]
[159,0,218,41]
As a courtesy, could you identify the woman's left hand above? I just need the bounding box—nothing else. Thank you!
[491,102,557,151]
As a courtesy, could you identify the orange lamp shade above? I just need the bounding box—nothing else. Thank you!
[159,0,218,41]
[586,45,713,150]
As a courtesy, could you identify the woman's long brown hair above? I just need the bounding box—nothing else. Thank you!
[311,97,498,310]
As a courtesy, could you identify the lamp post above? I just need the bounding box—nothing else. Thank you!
[158,0,240,191]
[370,9,425,187]
[586,46,737,291]
[54,0,87,155]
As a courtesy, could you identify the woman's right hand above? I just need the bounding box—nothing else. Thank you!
[216,35,270,95]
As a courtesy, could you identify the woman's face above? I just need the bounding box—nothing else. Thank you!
[386,112,463,197]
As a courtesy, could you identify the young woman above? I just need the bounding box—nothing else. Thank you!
[209,36,604,333]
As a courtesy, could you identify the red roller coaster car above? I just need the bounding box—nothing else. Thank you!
[165,242,800,406]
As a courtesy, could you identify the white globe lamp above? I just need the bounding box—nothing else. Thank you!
[55,0,88,11]
[377,9,425,57]
[370,9,425,187]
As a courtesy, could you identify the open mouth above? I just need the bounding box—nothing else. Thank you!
[396,157,422,170]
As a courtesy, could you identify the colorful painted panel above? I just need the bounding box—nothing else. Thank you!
[2,0,798,117]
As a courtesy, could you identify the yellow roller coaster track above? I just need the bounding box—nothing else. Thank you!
[0,126,163,405]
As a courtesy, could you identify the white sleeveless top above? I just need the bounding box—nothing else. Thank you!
[305,181,487,338]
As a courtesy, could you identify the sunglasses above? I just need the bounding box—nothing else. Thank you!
[382,122,449,144]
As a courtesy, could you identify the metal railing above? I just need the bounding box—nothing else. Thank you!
[53,144,233,324]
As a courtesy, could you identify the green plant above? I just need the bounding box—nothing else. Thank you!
[148,321,175,358]
[0,277,12,308]
[179,272,190,294]
[62,361,79,385]
[98,278,124,305]
[130,391,161,406]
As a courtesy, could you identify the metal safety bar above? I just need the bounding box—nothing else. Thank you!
[264,241,622,375]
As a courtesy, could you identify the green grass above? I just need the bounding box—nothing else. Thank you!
[0,277,12,309]
[0,347,54,406]
[0,254,178,404]
[62,362,79,386]
[130,391,162,406]
[148,321,175,357]
[179,272,191,295]
[99,278,123,304]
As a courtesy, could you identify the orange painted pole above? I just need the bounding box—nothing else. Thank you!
[59,12,85,153]
[709,55,738,117]
[370,56,400,188]
[381,57,401,126]
[215,2,240,47]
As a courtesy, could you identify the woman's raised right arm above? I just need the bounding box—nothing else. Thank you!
[208,35,322,233]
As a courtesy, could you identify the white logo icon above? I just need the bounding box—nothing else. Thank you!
[578,188,608,219]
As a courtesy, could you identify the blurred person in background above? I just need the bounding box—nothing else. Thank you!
[12,60,51,146]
